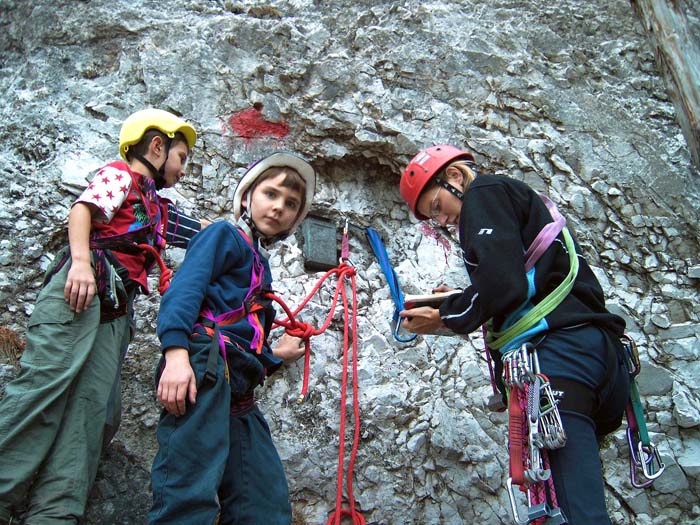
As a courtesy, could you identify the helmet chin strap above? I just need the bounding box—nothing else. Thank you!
[241,193,292,246]
[132,136,173,190]
[433,163,477,203]
[434,177,464,201]
[132,153,162,182]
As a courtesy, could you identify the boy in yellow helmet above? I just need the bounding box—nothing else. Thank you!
[0,109,206,524]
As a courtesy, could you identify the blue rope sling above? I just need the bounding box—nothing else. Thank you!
[366,227,416,343]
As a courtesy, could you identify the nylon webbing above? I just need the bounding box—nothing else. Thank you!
[486,225,579,350]
[365,227,416,343]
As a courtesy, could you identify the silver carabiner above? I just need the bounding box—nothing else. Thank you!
[639,442,666,481]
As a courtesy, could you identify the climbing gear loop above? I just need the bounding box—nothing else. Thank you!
[504,343,568,525]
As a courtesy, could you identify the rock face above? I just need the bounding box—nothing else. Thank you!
[1,1,699,524]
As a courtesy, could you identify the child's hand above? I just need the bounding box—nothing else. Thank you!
[399,306,446,334]
[273,333,306,362]
[64,259,96,313]
[432,284,455,293]
[158,347,197,416]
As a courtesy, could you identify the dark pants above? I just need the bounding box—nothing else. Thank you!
[535,325,630,525]
[149,336,292,525]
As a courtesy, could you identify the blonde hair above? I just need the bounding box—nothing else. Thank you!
[423,160,477,196]
[444,160,476,191]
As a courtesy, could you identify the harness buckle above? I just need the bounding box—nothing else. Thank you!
[202,369,217,387]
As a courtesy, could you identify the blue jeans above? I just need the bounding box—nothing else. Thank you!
[535,325,630,525]
[149,336,292,525]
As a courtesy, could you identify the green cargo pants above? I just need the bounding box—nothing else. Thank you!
[0,252,128,524]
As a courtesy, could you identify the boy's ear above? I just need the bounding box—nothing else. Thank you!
[240,191,248,209]
[149,135,164,157]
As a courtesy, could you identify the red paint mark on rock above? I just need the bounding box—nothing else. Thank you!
[227,106,289,140]
[419,222,452,264]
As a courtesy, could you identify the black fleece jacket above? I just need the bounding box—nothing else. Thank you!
[438,175,625,342]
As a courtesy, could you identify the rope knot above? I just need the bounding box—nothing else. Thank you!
[287,321,314,340]
[137,243,172,296]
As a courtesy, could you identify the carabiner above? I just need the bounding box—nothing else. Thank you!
[628,430,665,488]
[621,334,641,377]
[391,314,417,343]
[639,442,666,481]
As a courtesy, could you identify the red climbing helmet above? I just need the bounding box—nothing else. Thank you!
[400,145,474,220]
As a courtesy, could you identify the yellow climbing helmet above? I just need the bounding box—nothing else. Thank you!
[119,108,197,161]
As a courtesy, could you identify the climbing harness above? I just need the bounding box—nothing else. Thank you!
[621,335,665,488]
[189,219,366,523]
[476,194,664,524]
[482,194,572,412]
[266,219,366,525]
[195,227,270,388]
[483,195,574,524]
[366,227,416,343]
[89,170,174,296]
[485,195,576,352]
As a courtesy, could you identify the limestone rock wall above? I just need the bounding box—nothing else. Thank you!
[1,1,699,524]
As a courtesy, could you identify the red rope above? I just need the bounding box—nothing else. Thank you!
[510,382,561,524]
[137,243,172,295]
[265,261,365,524]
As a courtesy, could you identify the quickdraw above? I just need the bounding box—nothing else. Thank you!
[621,335,665,488]
[503,343,568,525]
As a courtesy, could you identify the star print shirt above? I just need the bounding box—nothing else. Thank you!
[74,160,167,292]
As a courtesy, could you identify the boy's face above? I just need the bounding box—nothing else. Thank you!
[245,171,303,237]
[161,141,190,188]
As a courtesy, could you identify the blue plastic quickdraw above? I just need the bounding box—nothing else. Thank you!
[366,227,417,343]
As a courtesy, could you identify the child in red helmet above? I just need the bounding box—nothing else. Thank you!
[0,109,207,524]
[149,152,314,525]
[399,144,631,525]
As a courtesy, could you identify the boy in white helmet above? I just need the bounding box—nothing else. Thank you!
[0,109,205,525]
[149,152,315,525]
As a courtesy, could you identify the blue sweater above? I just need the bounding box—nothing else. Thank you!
[157,221,283,394]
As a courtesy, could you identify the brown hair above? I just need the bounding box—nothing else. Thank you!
[125,130,189,162]
[249,166,307,215]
